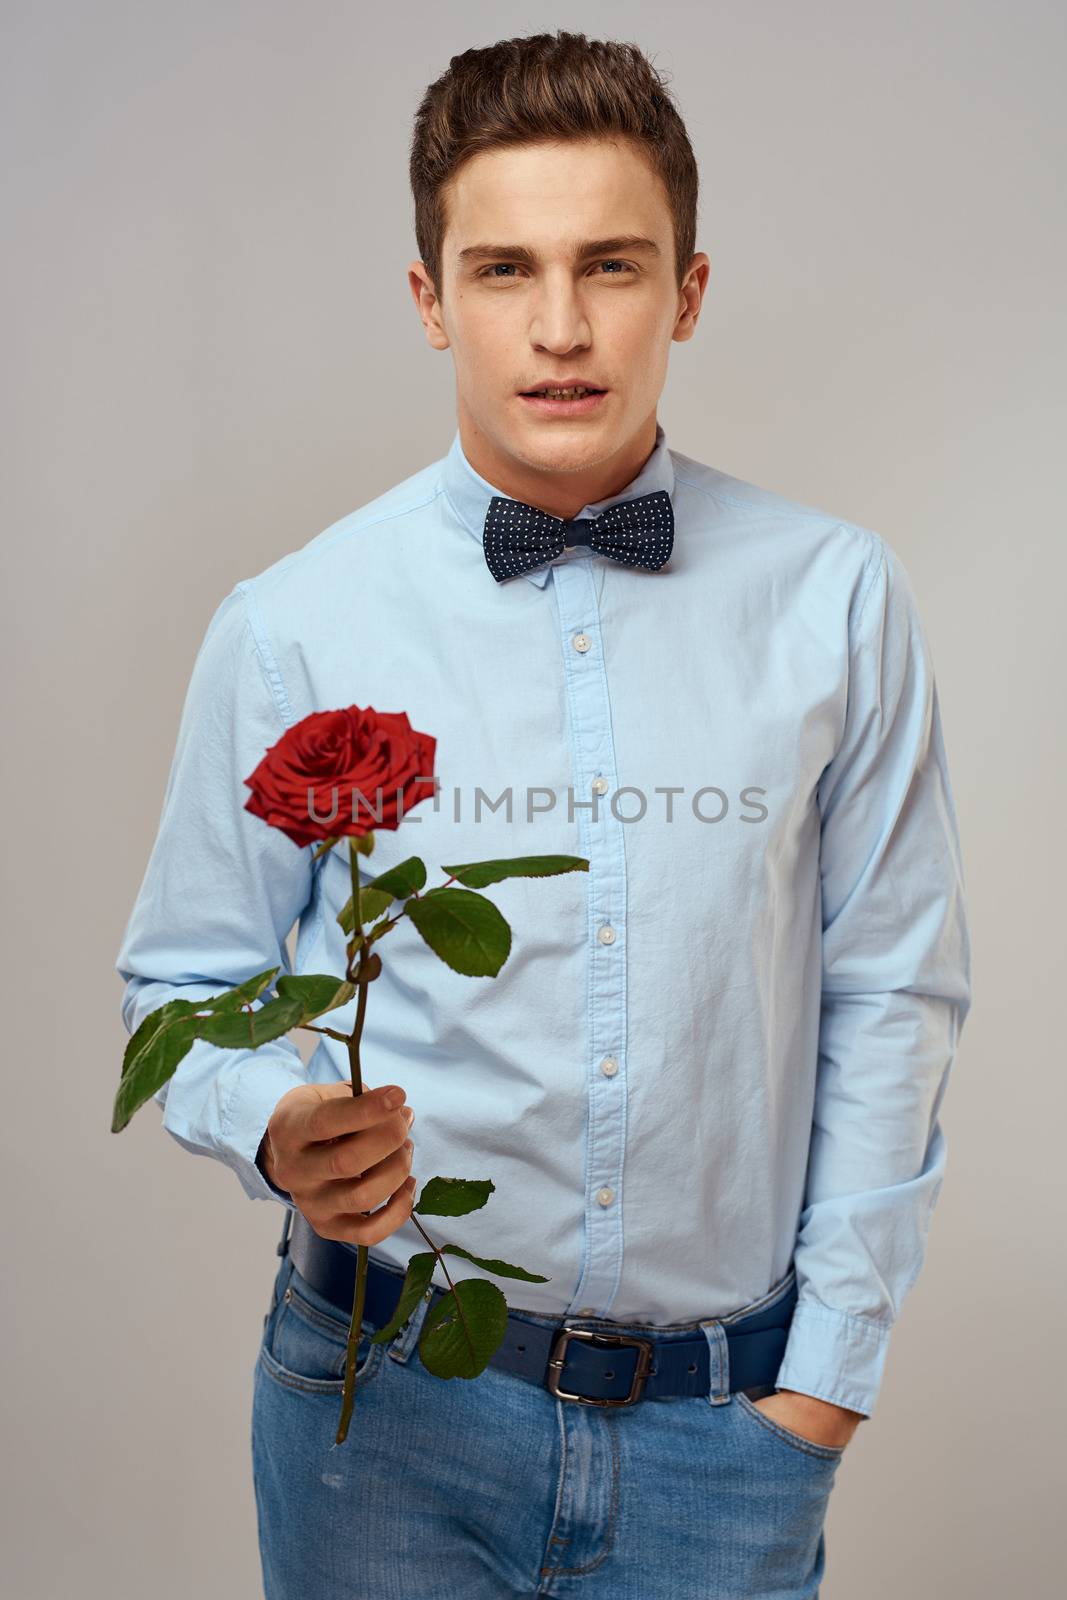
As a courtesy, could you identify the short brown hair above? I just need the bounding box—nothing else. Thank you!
[410,30,699,298]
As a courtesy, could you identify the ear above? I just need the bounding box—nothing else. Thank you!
[408,260,450,351]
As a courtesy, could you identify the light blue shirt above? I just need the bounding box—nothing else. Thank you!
[115,421,972,1416]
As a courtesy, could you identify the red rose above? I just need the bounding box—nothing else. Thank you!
[243,705,436,848]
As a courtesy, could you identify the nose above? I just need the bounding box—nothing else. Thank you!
[529,271,592,356]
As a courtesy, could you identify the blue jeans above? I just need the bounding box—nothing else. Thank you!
[252,1249,845,1598]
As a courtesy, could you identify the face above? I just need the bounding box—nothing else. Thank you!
[409,137,709,517]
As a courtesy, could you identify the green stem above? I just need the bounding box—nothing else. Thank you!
[407,1213,480,1356]
[334,858,467,1441]
[336,837,373,1446]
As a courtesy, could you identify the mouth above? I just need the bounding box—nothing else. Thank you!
[518,386,609,416]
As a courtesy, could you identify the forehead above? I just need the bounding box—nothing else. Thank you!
[442,138,669,251]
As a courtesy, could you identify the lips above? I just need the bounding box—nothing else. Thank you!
[521,387,606,397]
[518,389,609,417]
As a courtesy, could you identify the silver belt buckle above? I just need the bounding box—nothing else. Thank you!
[546,1324,656,1407]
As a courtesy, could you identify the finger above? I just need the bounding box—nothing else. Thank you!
[329,1174,418,1248]
[302,1081,406,1144]
[298,1107,412,1185]
[321,1138,414,1220]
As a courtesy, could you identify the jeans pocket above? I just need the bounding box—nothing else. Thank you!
[734,1389,846,1463]
[260,1263,384,1394]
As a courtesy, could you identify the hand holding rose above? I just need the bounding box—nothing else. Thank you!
[259,1080,418,1245]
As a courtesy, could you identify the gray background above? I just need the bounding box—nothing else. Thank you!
[3,1,1063,1595]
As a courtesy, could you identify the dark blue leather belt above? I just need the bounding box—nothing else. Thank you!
[281,1209,795,1408]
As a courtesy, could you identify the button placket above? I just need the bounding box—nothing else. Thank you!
[551,562,628,1316]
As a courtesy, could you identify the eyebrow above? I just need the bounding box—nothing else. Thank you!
[457,235,662,267]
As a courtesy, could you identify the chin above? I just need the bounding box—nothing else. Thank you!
[510,427,615,473]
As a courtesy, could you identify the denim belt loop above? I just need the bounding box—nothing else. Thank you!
[699,1318,731,1405]
[386,1282,437,1365]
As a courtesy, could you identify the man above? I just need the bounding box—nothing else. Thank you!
[115,29,972,1599]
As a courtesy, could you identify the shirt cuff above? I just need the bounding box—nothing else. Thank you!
[254,1140,298,1208]
[773,1301,892,1418]
[166,1053,304,1207]
[226,1060,302,1206]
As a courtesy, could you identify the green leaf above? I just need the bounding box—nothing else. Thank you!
[112,968,281,1133]
[119,996,197,1085]
[439,854,590,890]
[336,855,427,936]
[439,1243,550,1283]
[111,1006,200,1132]
[111,965,355,1134]
[418,1279,510,1380]
[196,994,305,1048]
[367,1251,438,1345]
[196,973,355,1050]
[200,968,281,1013]
[405,888,511,977]
[414,1176,495,1217]
[337,885,394,936]
[275,972,356,1019]
[371,856,427,899]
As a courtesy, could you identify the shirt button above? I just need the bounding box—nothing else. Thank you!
[597,1186,615,1207]
[572,632,591,652]
[597,925,616,944]
[591,776,609,795]
[600,1056,618,1076]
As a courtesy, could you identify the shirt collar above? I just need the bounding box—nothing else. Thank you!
[440,420,676,587]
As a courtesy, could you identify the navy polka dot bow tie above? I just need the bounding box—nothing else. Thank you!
[482,488,674,583]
